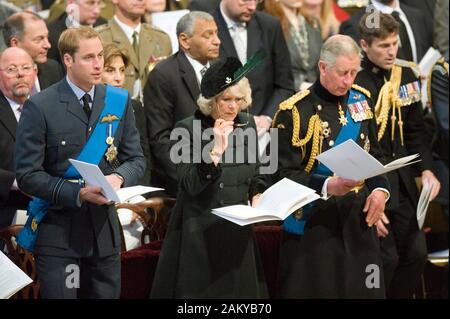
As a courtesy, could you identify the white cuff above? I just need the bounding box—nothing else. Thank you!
[372,187,390,202]
[321,177,332,200]
[11,179,19,190]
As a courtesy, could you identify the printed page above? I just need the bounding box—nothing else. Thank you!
[316,140,421,181]
[69,159,120,202]
[211,178,319,226]
[69,160,164,203]
[0,251,33,299]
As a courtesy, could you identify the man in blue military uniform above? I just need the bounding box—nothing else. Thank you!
[15,27,145,299]
[356,12,441,298]
[274,34,390,298]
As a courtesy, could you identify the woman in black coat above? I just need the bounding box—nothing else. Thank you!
[150,57,269,298]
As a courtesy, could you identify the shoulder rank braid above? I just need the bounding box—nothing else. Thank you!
[427,57,449,107]
[352,84,371,99]
[273,90,323,173]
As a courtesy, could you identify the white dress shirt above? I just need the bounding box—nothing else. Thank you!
[184,53,210,87]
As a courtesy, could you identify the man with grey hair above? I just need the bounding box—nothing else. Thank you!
[0,47,36,234]
[143,11,220,196]
[3,11,63,93]
[273,34,391,298]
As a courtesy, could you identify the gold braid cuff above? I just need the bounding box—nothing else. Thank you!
[352,84,371,99]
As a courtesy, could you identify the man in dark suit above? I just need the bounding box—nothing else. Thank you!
[15,27,145,298]
[143,11,220,196]
[339,0,432,63]
[214,0,294,133]
[0,47,36,232]
[188,0,220,12]
[47,0,107,67]
[3,11,64,94]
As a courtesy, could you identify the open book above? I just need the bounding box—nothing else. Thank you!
[211,178,320,226]
[0,250,33,299]
[315,139,421,181]
[417,180,438,229]
[68,159,163,203]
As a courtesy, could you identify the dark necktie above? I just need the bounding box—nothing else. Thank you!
[132,31,140,64]
[200,66,208,78]
[81,93,92,119]
[391,11,413,61]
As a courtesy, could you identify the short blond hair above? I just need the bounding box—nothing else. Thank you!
[197,77,252,116]
[58,26,100,60]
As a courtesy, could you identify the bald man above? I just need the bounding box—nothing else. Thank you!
[0,47,36,232]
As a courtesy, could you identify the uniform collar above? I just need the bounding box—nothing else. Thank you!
[312,79,348,105]
[361,55,391,80]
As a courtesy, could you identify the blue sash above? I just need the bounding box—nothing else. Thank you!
[17,85,128,252]
[283,89,363,235]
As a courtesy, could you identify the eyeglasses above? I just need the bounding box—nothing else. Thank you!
[0,64,35,76]
[238,0,264,5]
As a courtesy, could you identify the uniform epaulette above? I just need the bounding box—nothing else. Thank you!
[433,57,449,75]
[278,89,310,111]
[143,23,166,34]
[351,84,371,99]
[395,58,420,78]
[94,24,110,33]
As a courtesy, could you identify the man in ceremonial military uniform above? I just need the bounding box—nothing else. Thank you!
[96,0,172,100]
[356,12,441,298]
[15,27,145,299]
[274,34,390,298]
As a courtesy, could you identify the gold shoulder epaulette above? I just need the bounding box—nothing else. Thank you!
[434,57,449,75]
[395,58,420,78]
[351,84,371,99]
[278,89,310,111]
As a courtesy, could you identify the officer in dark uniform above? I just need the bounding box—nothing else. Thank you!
[356,12,441,298]
[429,53,449,217]
[274,34,390,298]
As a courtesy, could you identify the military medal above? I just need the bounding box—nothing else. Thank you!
[101,113,120,164]
[347,99,373,122]
[364,136,370,152]
[321,121,331,138]
[338,103,348,126]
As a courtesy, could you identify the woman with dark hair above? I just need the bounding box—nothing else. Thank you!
[150,56,269,298]
[101,43,151,186]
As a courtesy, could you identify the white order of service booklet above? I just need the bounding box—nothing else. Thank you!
[211,178,320,226]
[68,159,163,203]
[417,180,438,229]
[315,139,421,181]
[0,250,33,299]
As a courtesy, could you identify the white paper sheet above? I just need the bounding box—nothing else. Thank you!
[151,10,190,54]
[68,159,163,203]
[0,251,33,299]
[419,47,442,107]
[315,139,420,181]
[417,180,437,229]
